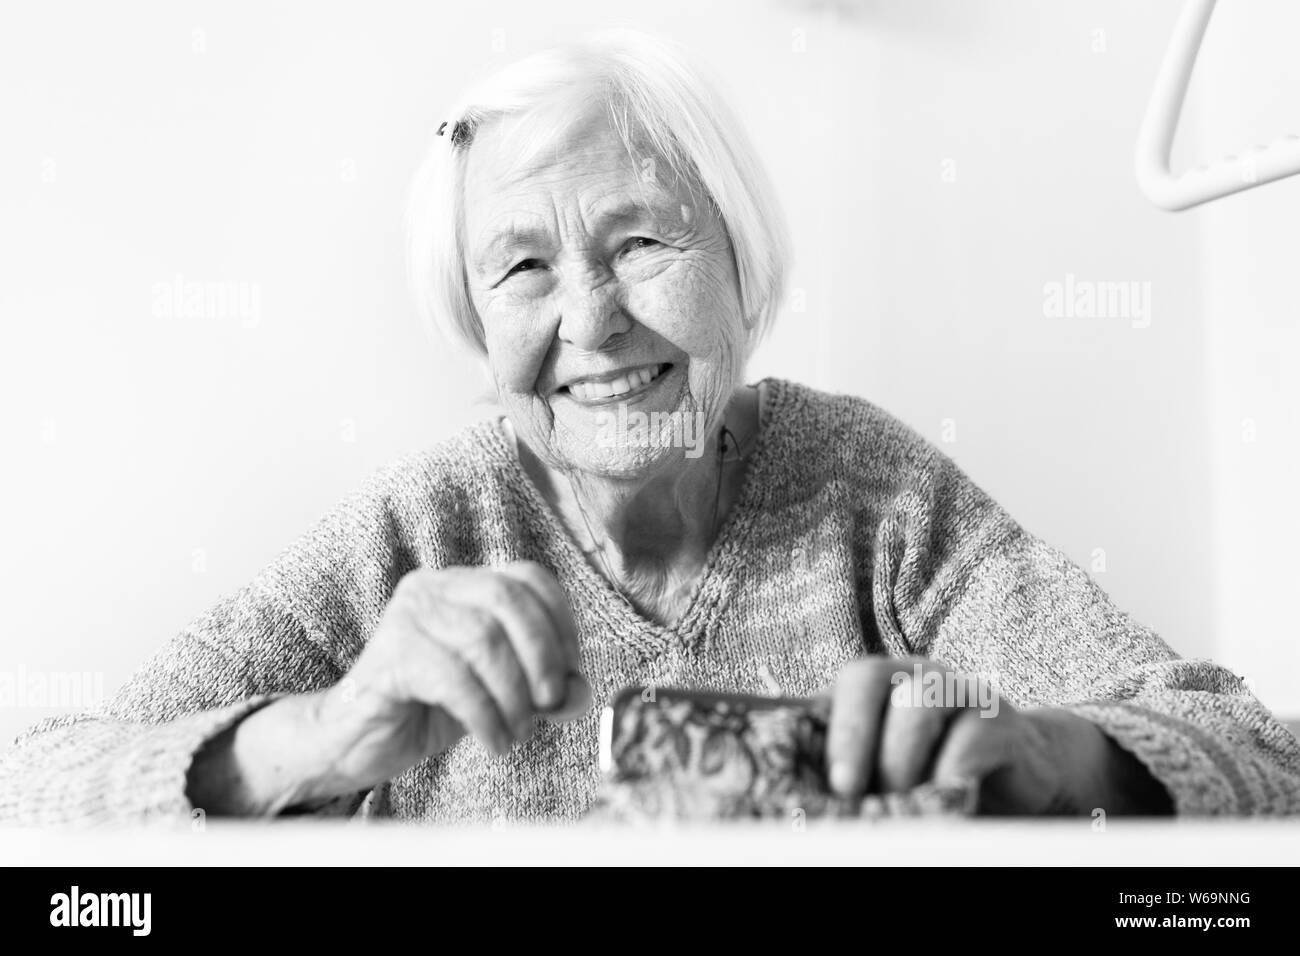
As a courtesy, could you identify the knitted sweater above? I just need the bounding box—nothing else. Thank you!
[3,378,1298,824]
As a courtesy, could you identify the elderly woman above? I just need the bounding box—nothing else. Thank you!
[3,30,1297,825]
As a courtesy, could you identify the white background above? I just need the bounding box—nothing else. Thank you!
[1,0,1296,746]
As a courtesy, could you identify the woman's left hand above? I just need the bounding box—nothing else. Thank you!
[822,657,1172,815]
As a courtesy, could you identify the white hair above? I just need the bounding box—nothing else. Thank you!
[405,28,791,355]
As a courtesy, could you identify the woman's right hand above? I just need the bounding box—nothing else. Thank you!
[189,562,591,815]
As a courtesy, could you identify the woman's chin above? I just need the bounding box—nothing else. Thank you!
[556,437,693,482]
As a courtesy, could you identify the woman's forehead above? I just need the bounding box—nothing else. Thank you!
[465,111,652,197]
[463,119,695,248]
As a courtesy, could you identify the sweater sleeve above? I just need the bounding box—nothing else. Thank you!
[0,567,358,827]
[867,443,1300,816]
[0,442,462,827]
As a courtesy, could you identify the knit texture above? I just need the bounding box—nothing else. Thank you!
[3,377,1298,824]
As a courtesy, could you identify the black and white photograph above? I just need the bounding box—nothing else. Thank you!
[1,0,1296,914]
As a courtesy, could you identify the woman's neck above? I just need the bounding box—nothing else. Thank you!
[515,384,761,624]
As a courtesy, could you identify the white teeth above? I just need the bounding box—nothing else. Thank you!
[568,364,665,402]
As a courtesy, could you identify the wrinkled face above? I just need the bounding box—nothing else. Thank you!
[462,107,747,478]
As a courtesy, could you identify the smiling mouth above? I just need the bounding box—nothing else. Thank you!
[559,363,672,403]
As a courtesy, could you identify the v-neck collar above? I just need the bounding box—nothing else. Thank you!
[473,377,798,661]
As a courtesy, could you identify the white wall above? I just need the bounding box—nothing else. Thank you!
[1,0,1291,745]
[1190,0,1300,716]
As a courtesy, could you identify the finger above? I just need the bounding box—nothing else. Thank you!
[399,639,515,755]
[931,708,1005,787]
[489,578,572,714]
[826,659,894,798]
[932,707,1043,815]
[497,561,582,674]
[446,605,536,742]
[497,564,592,721]
[877,675,957,792]
[452,567,569,712]
[545,672,593,723]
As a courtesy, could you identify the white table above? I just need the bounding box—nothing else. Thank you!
[5,818,1298,866]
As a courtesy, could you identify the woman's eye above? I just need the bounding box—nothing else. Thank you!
[505,258,542,278]
[622,237,660,255]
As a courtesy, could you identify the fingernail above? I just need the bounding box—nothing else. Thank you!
[542,674,591,723]
[540,675,565,710]
[830,760,854,796]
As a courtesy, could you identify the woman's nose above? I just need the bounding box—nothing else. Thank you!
[556,272,632,351]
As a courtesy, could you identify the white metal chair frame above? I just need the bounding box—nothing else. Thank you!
[1136,0,1300,210]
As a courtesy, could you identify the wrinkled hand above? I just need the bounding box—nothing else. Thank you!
[313,561,592,795]
[821,657,1171,815]
[190,561,593,816]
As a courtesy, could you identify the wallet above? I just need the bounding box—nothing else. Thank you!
[587,685,976,822]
